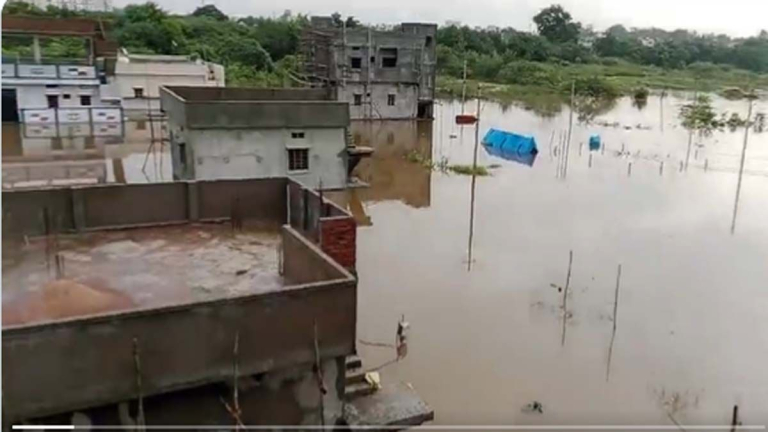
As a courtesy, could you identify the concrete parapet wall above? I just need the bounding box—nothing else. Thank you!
[2,178,289,237]
[287,179,357,272]
[2,273,356,422]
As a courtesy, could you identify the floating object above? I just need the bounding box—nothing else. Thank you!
[455,114,478,125]
[589,134,601,151]
[483,145,537,167]
[364,372,382,390]
[481,128,538,167]
[522,401,544,414]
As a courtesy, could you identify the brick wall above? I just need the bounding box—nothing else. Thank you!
[320,217,357,271]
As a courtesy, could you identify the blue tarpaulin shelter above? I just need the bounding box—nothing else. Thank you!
[482,128,538,166]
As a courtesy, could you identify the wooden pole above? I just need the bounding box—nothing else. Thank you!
[467,93,481,271]
[606,264,622,381]
[133,338,146,431]
[563,80,576,179]
[233,331,240,429]
[460,59,468,114]
[313,321,325,427]
[731,99,753,235]
[561,250,573,346]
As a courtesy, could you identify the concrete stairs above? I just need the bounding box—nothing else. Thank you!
[344,355,376,401]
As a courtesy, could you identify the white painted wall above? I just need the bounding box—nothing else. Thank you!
[171,127,348,189]
[106,57,225,114]
[14,84,102,110]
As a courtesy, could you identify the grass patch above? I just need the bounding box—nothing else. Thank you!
[448,164,491,176]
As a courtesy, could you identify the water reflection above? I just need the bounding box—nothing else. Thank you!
[328,120,434,224]
[1,120,170,189]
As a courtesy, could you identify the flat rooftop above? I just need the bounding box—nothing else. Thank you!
[160,86,349,129]
[2,223,282,327]
[162,86,336,102]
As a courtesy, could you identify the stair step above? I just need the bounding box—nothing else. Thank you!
[345,381,375,401]
[345,366,366,385]
[346,355,362,371]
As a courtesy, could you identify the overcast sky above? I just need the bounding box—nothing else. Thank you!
[114,0,768,38]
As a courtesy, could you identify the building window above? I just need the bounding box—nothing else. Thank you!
[62,94,71,100]
[47,95,59,109]
[45,84,59,88]
[426,36,433,48]
[350,57,362,69]
[80,95,92,106]
[291,131,305,139]
[133,87,144,98]
[288,148,309,172]
[381,48,398,68]
[353,94,362,106]
[387,94,396,106]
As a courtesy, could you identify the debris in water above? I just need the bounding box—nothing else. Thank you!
[522,401,544,414]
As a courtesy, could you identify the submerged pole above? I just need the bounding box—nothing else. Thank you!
[467,93,481,271]
[731,99,753,235]
[561,250,573,346]
[606,264,622,381]
[563,81,576,179]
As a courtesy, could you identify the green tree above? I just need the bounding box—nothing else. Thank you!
[533,4,581,43]
[191,5,228,21]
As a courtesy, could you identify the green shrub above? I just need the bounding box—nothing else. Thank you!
[498,61,562,87]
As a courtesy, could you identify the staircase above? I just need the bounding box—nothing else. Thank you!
[344,355,376,401]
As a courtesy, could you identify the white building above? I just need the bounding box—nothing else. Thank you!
[160,86,352,190]
[102,50,225,118]
[1,16,122,129]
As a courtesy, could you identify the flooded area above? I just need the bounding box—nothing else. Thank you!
[3,92,768,425]
[342,94,768,426]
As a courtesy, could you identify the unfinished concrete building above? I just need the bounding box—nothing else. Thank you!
[302,18,437,120]
[160,86,356,190]
[2,178,433,428]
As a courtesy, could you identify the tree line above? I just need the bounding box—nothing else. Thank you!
[3,1,768,90]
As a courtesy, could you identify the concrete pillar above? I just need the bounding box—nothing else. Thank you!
[32,36,41,64]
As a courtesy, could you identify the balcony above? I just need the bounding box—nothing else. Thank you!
[2,58,97,80]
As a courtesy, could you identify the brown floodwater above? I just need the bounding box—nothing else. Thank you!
[3,93,768,427]
[341,95,768,428]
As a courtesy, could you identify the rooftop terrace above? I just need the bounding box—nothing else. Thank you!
[1,177,358,422]
[2,223,282,327]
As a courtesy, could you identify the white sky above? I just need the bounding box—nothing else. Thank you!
[114,0,768,38]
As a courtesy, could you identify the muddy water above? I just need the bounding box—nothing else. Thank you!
[3,93,768,425]
[344,95,768,427]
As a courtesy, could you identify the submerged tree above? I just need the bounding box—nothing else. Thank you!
[679,95,724,137]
